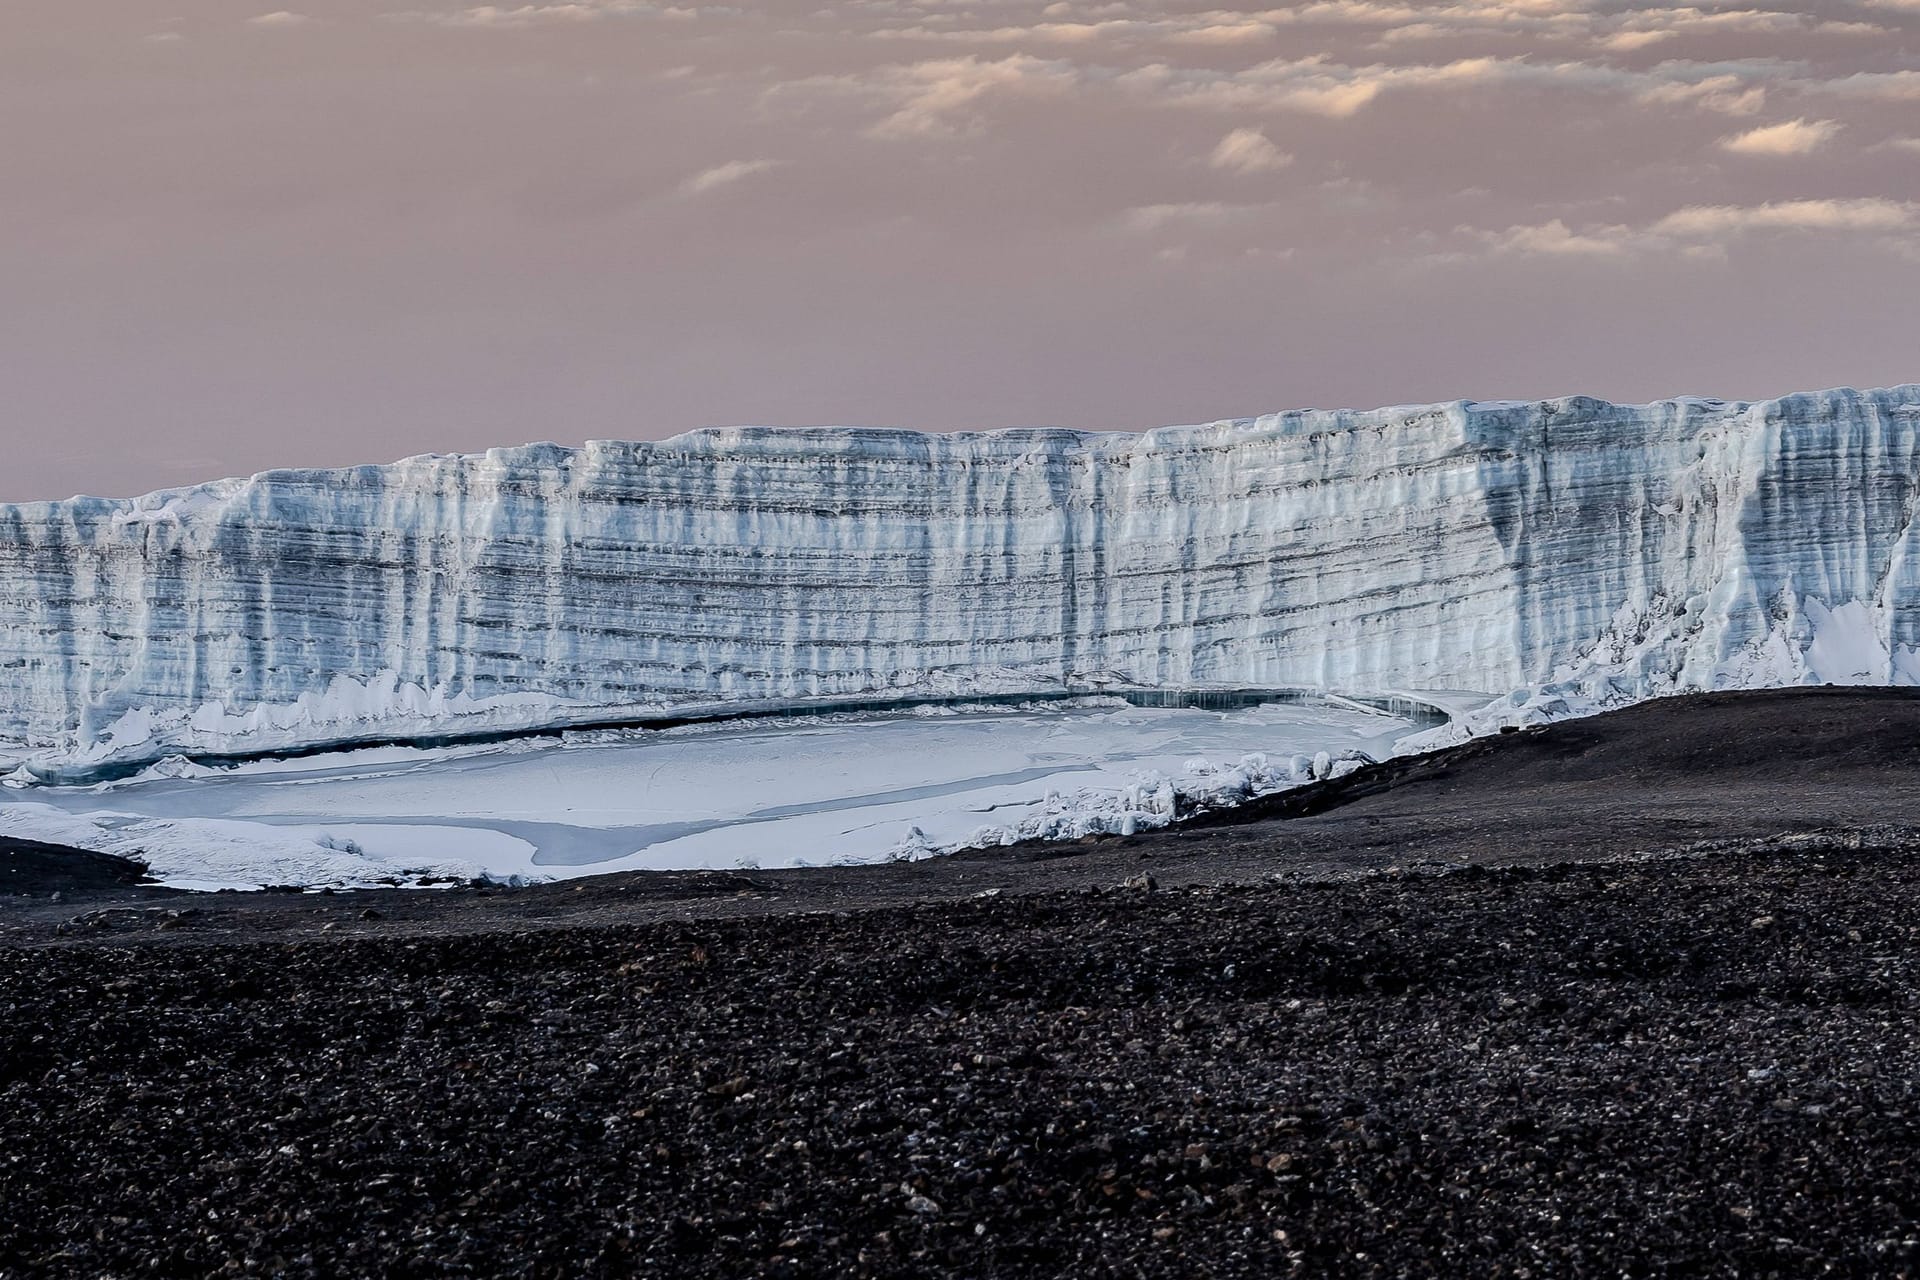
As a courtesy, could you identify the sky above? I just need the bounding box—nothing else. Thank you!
[3,0,1918,500]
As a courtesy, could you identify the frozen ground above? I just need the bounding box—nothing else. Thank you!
[0,698,1423,890]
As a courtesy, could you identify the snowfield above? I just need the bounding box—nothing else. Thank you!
[0,698,1424,890]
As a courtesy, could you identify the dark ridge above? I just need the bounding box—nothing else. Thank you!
[1179,684,1920,830]
[0,837,151,897]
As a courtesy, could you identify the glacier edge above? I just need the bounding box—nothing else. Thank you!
[3,383,1919,774]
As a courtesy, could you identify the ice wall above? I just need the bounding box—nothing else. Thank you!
[3,384,1917,770]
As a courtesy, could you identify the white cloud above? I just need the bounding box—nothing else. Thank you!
[1121,55,1520,119]
[677,158,780,196]
[1810,21,1895,36]
[1635,74,1766,117]
[868,0,1895,58]
[778,55,1082,140]
[1652,198,1916,237]
[1479,218,1635,257]
[1008,20,1139,44]
[247,11,311,25]
[1614,8,1846,39]
[1600,30,1676,51]
[1820,70,1920,102]
[1168,21,1278,45]
[397,0,687,27]
[1122,56,1789,121]
[868,12,1288,47]
[1470,199,1920,262]
[870,20,1146,45]
[1121,201,1261,233]
[453,5,600,22]
[1209,127,1293,175]
[1259,0,1880,49]
[1261,0,1584,33]
[789,41,1806,139]
[882,55,1079,138]
[1719,118,1842,156]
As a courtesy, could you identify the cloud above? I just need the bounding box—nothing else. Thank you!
[1719,118,1842,156]
[1260,1,1881,49]
[862,0,1893,60]
[1122,56,1790,121]
[677,159,780,196]
[1608,7,1869,40]
[1260,0,1586,34]
[870,20,1146,45]
[1208,127,1293,175]
[1168,21,1279,45]
[880,56,1079,139]
[1635,74,1766,117]
[247,11,311,25]
[1472,199,1919,261]
[875,19,1152,44]
[1600,30,1676,51]
[868,13,1287,47]
[1652,198,1916,237]
[859,5,1865,75]
[1121,55,1517,119]
[791,40,1806,140]
[396,0,687,27]
[1121,202,1261,233]
[1479,219,1635,257]
[779,55,1082,140]
[1820,70,1920,102]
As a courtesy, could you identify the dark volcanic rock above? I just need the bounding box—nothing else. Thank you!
[0,837,151,898]
[2,848,1919,1277]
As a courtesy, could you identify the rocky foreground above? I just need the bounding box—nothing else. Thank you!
[3,690,1920,1277]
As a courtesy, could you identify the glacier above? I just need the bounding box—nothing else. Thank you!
[2,382,1918,777]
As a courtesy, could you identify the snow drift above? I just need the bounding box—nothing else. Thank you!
[3,384,1917,773]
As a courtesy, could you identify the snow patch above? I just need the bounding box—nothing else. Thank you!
[1804,598,1890,684]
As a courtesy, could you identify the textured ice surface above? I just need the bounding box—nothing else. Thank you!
[3,384,1919,772]
[0,700,1410,889]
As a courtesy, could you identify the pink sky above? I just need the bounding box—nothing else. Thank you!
[3,0,1917,500]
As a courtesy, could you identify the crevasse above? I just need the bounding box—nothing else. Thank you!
[2,384,1917,771]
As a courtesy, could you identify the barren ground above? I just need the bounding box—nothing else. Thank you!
[3,687,1918,1277]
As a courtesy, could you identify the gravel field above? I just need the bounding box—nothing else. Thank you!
[3,689,1919,1278]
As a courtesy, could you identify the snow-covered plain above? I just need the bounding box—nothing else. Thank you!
[0,698,1417,889]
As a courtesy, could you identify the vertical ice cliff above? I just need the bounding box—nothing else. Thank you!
[2,384,1917,771]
